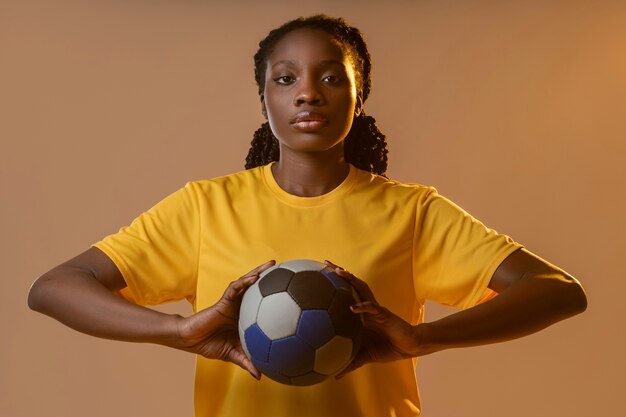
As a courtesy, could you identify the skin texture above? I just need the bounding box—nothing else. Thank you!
[28,27,587,380]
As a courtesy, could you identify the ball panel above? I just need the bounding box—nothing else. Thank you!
[258,267,294,296]
[243,323,272,363]
[314,335,354,375]
[270,336,316,377]
[259,263,280,278]
[296,310,335,348]
[239,282,262,332]
[257,292,301,339]
[238,322,250,359]
[254,360,292,385]
[328,289,363,340]
[290,371,328,386]
[281,259,325,273]
[288,271,335,309]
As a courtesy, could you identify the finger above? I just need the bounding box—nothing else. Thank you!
[222,261,276,300]
[350,300,384,315]
[335,351,370,379]
[323,260,357,282]
[324,259,343,271]
[222,277,257,301]
[243,260,276,278]
[227,346,262,380]
[325,261,378,303]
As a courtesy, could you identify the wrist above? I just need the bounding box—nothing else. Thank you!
[413,322,441,356]
[158,313,187,349]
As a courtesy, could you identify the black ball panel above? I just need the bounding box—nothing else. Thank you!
[259,267,294,296]
[288,271,336,309]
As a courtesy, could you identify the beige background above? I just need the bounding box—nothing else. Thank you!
[2,0,624,416]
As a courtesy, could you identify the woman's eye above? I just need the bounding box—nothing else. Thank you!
[274,76,295,85]
[322,75,339,83]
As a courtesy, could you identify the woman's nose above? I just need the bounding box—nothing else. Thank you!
[294,77,322,106]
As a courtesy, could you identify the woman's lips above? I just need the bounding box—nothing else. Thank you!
[290,111,328,131]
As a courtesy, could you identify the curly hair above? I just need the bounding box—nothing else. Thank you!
[245,15,389,176]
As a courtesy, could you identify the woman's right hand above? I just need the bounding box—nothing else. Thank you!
[173,260,275,379]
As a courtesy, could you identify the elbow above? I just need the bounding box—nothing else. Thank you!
[28,273,54,313]
[568,279,588,316]
[27,275,46,312]
[551,275,588,320]
[520,271,588,323]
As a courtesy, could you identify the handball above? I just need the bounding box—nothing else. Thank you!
[238,259,363,386]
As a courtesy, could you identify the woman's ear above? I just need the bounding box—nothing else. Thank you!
[261,95,268,119]
[355,94,363,117]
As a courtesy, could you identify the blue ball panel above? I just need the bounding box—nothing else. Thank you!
[297,310,335,348]
[254,360,292,385]
[290,371,328,386]
[244,323,272,363]
[269,336,315,377]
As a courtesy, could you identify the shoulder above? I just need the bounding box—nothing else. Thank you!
[351,167,438,203]
[184,166,265,196]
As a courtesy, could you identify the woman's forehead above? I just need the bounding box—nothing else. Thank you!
[267,28,350,66]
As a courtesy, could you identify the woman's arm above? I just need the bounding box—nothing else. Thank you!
[416,248,587,354]
[28,247,180,344]
[328,248,587,376]
[28,247,274,378]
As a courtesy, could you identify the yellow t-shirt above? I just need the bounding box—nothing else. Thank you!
[94,163,521,417]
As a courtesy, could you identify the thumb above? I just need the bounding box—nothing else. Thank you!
[335,351,370,380]
[226,347,261,380]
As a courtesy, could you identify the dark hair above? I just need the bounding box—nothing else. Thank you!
[245,15,388,176]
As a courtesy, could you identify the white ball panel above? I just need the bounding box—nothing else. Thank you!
[281,259,325,273]
[257,292,302,339]
[314,335,353,375]
[239,282,263,332]
[238,322,251,359]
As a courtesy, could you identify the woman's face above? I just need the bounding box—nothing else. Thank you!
[262,28,360,155]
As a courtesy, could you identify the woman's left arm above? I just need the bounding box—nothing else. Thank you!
[416,248,587,354]
[329,249,587,376]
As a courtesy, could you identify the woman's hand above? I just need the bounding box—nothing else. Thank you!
[324,261,424,378]
[174,260,275,379]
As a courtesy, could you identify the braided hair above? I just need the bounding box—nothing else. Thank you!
[245,15,389,176]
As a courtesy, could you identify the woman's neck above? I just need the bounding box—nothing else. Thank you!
[271,148,350,197]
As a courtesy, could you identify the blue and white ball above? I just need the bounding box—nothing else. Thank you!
[238,259,363,386]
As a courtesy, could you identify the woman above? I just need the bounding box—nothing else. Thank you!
[28,15,587,417]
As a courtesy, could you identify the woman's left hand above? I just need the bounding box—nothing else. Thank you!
[324,261,425,378]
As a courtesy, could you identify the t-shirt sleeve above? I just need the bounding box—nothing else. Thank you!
[92,182,201,306]
[412,189,522,309]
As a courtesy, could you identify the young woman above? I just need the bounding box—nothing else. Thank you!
[28,15,587,417]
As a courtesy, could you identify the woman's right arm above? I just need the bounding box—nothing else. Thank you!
[28,247,182,345]
[28,247,274,378]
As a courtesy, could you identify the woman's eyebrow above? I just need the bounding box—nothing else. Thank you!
[270,60,296,69]
[319,59,345,66]
[270,59,345,69]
